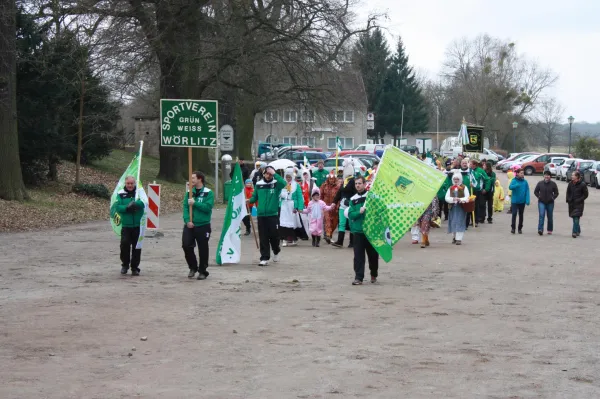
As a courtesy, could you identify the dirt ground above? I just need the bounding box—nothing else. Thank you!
[1,175,600,399]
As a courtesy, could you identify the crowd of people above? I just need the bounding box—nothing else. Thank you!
[115,154,590,284]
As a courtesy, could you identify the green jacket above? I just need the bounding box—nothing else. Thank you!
[437,177,452,201]
[469,167,490,193]
[114,189,145,228]
[487,171,496,193]
[312,169,329,188]
[249,173,287,217]
[183,186,214,226]
[347,191,368,234]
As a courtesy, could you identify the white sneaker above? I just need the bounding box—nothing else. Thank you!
[259,260,269,266]
[282,241,287,247]
[288,241,297,247]
[273,253,280,263]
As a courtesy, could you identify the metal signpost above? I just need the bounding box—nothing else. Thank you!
[220,124,234,152]
[160,99,219,214]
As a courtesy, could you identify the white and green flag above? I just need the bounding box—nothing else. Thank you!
[216,163,247,265]
[110,142,148,249]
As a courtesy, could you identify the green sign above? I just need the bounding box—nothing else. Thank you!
[462,125,483,152]
[160,99,218,147]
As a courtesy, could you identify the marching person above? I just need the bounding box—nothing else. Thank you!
[115,176,146,275]
[346,176,379,285]
[566,170,589,238]
[312,160,329,188]
[182,171,214,280]
[483,162,496,223]
[534,171,559,236]
[302,188,333,247]
[493,179,505,212]
[243,179,255,235]
[417,197,440,248]
[252,162,267,186]
[506,167,515,214]
[445,172,470,245]
[279,170,304,246]
[248,165,286,266]
[320,171,341,244]
[249,161,262,182]
[509,168,530,234]
[331,160,357,248]
[469,159,491,226]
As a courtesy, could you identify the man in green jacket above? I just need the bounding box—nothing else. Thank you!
[115,176,146,276]
[346,176,379,285]
[469,159,491,226]
[312,160,328,188]
[248,165,287,266]
[183,171,214,280]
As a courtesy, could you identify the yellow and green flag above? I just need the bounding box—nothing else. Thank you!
[364,146,445,262]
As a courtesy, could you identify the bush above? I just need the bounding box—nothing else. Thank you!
[72,183,111,199]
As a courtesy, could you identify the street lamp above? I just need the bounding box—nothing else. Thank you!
[568,116,574,155]
[512,121,518,153]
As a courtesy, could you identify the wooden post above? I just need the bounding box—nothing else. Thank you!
[247,203,259,249]
[188,147,193,223]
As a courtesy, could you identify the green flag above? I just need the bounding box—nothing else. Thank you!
[216,163,247,265]
[363,146,445,262]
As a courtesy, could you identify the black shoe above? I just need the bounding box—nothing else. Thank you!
[244,230,251,236]
[316,237,321,247]
[188,269,196,279]
[131,268,140,276]
[518,230,522,234]
[352,279,363,285]
[572,233,577,238]
[197,273,207,280]
[120,266,128,275]
[511,229,515,234]
[324,236,331,244]
[488,220,493,224]
[538,230,543,236]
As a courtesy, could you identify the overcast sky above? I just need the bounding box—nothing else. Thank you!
[358,0,600,123]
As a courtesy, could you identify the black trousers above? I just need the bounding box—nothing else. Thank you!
[511,203,525,231]
[484,191,494,221]
[120,227,141,270]
[353,233,379,281]
[475,192,487,223]
[182,224,211,276]
[242,215,251,231]
[438,200,449,220]
[258,216,281,261]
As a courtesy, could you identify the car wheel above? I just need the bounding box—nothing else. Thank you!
[524,167,534,176]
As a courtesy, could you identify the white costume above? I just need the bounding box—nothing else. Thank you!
[279,169,302,230]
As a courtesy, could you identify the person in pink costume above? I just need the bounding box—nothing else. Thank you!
[302,188,333,247]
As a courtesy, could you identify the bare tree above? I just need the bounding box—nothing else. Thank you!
[0,0,28,200]
[530,98,565,152]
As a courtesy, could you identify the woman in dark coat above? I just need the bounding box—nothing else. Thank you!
[566,170,589,238]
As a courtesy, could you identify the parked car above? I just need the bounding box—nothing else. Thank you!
[521,153,572,175]
[557,158,579,181]
[501,154,539,172]
[354,144,387,155]
[543,157,568,176]
[400,145,419,155]
[583,161,600,187]
[566,160,595,182]
[310,156,370,176]
[338,150,370,157]
[280,150,328,168]
[496,152,539,170]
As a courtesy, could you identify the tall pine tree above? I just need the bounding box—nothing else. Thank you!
[377,38,428,142]
[352,28,390,140]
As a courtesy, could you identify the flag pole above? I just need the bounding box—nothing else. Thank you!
[247,204,259,249]
[136,141,144,200]
[188,147,193,223]
[335,136,339,173]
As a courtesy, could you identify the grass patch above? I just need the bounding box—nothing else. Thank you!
[0,149,221,233]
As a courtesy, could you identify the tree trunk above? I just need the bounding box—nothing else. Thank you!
[0,0,28,200]
[235,103,255,161]
[48,156,58,181]
[75,76,85,185]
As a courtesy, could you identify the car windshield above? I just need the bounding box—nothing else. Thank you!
[517,155,537,163]
[554,159,565,165]
[580,162,593,169]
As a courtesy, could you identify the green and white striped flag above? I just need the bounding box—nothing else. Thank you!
[336,136,343,152]
[216,163,248,265]
[109,143,148,249]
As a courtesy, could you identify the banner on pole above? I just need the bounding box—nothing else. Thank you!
[216,163,248,265]
[363,146,445,262]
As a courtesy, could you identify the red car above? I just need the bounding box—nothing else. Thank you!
[521,153,572,175]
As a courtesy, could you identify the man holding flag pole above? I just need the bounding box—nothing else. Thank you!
[110,142,148,276]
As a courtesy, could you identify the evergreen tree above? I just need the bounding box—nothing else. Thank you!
[377,38,429,140]
[352,28,390,139]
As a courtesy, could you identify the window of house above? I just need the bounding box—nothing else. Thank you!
[283,136,297,145]
[264,110,278,122]
[327,137,354,150]
[300,111,315,122]
[327,110,354,123]
[300,137,315,147]
[283,110,298,123]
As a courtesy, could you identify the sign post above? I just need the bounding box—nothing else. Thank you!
[160,99,219,220]
[220,124,234,152]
